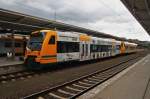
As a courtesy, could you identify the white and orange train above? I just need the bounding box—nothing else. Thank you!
[25,30,137,69]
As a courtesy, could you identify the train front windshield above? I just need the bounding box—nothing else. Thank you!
[27,32,45,51]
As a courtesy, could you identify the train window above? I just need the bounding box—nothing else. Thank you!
[57,41,66,53]
[82,44,84,55]
[100,45,110,52]
[85,44,88,56]
[67,42,76,52]
[57,41,79,53]
[93,45,97,52]
[98,45,102,52]
[103,46,105,52]
[49,35,55,44]
[90,44,101,52]
[101,45,104,52]
[67,42,79,52]
[30,32,44,43]
[74,43,79,52]
[15,43,21,47]
[90,44,93,52]
[5,42,12,47]
[108,45,112,51]
[96,45,99,52]
[116,45,120,50]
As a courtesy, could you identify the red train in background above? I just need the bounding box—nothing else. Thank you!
[0,33,29,57]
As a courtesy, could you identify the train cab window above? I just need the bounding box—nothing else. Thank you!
[27,32,45,51]
[30,32,45,42]
[49,35,55,44]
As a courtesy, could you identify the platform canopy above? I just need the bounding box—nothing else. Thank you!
[121,0,150,35]
[0,8,128,41]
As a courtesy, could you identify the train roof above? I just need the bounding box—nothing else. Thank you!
[0,33,29,40]
[58,31,80,37]
[31,30,137,45]
[124,41,138,46]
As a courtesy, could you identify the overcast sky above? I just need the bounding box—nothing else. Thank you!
[0,0,150,41]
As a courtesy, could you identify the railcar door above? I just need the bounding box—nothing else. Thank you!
[80,42,84,61]
[80,42,90,61]
[79,34,91,61]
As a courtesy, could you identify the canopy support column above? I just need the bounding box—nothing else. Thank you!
[11,30,15,60]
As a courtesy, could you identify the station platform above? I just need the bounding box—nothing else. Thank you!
[79,54,150,99]
[0,57,23,67]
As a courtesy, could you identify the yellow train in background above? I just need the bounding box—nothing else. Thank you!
[25,30,137,69]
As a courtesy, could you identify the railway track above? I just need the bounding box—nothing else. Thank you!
[0,63,25,75]
[23,54,143,99]
[0,70,37,83]
[0,53,136,84]
[0,53,141,84]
